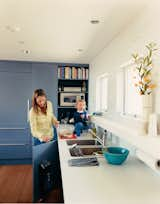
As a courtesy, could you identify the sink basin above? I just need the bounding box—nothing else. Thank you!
[69,147,103,157]
[66,139,102,146]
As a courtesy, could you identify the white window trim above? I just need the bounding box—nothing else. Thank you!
[118,60,143,121]
[96,73,109,113]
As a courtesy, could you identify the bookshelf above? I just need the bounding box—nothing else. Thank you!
[57,65,89,123]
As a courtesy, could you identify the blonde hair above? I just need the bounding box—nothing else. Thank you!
[32,89,47,114]
[76,99,86,110]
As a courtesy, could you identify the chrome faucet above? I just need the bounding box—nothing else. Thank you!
[89,127,107,147]
[102,130,107,147]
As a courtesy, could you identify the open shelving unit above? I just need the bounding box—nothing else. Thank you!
[57,65,89,123]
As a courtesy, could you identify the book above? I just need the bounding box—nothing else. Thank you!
[58,67,61,79]
[86,68,89,79]
[65,67,70,79]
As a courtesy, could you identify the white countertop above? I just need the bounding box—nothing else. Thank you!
[58,135,160,204]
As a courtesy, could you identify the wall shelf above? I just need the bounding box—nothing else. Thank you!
[57,65,89,122]
[58,106,76,109]
[58,91,88,93]
[58,79,88,81]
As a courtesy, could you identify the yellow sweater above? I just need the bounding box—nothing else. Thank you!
[29,101,58,142]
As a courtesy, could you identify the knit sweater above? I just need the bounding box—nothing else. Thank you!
[29,101,58,141]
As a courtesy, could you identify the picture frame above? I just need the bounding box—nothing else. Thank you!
[60,93,85,107]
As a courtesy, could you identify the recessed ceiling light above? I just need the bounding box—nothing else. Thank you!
[90,20,100,24]
[77,49,83,52]
[22,49,30,54]
[18,41,24,44]
[5,25,21,32]
[14,26,21,32]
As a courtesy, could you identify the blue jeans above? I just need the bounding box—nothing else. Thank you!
[33,137,45,146]
[74,122,89,137]
[32,128,57,146]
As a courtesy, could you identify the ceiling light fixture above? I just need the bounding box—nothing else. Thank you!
[90,19,100,24]
[5,25,21,32]
[77,49,83,52]
[18,41,24,44]
[14,26,21,32]
[22,49,30,54]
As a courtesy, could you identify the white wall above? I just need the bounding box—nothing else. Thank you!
[89,3,160,119]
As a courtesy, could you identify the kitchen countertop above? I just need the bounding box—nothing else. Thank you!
[58,134,160,204]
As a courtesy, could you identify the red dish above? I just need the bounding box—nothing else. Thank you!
[59,134,77,139]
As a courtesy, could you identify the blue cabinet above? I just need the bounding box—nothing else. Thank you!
[32,63,58,116]
[0,128,31,160]
[0,61,58,164]
[0,61,32,163]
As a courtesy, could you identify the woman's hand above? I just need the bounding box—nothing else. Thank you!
[42,135,51,142]
[55,121,60,128]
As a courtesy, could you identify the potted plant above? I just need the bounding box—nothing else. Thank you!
[132,42,158,132]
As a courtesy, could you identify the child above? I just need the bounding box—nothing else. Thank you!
[73,99,89,137]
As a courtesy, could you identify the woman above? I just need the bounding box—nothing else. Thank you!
[29,89,59,145]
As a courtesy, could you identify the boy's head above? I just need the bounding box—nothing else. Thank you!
[76,99,86,111]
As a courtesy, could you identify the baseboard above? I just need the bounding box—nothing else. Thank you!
[0,158,32,165]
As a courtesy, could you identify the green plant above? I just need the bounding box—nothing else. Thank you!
[132,42,158,95]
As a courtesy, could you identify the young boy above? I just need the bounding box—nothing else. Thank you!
[73,99,89,137]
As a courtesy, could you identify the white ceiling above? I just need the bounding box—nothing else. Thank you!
[0,0,149,63]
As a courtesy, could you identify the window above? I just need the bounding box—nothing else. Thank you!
[96,73,108,112]
[124,67,142,117]
[116,65,142,118]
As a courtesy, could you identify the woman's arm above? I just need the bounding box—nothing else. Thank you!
[48,101,59,127]
[29,109,44,141]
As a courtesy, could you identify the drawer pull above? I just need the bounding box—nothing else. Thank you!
[0,143,29,146]
[0,128,26,130]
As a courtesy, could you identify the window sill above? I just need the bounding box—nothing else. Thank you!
[120,113,143,122]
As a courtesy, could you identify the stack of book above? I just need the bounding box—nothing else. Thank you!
[58,66,89,80]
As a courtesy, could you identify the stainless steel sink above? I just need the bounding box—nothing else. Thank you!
[69,147,103,157]
[66,139,102,146]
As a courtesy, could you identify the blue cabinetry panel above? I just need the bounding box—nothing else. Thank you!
[0,70,32,127]
[0,128,30,144]
[0,61,58,163]
[0,145,32,159]
[32,63,58,116]
[0,61,32,163]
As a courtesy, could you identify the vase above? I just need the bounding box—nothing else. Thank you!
[141,94,153,134]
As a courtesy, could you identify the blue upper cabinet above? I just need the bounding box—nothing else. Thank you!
[32,63,58,117]
[0,65,32,127]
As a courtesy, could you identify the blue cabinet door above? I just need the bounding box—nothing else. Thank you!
[0,62,32,161]
[32,63,58,116]
[0,128,32,159]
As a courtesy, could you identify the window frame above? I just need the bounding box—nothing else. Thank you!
[117,61,142,120]
[96,73,109,112]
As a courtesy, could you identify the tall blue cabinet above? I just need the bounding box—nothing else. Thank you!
[0,61,32,164]
[0,61,58,164]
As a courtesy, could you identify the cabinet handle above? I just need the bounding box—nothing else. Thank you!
[0,127,26,130]
[27,99,30,123]
[0,143,28,146]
